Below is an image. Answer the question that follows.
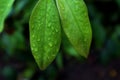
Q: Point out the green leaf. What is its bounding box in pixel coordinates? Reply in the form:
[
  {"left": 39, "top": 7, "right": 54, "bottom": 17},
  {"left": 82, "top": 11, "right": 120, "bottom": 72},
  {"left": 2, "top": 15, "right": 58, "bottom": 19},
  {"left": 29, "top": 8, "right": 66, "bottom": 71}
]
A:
[
  {"left": 0, "top": 0, "right": 14, "bottom": 32},
  {"left": 56, "top": 0, "right": 92, "bottom": 58},
  {"left": 29, "top": 0, "right": 61, "bottom": 70},
  {"left": 62, "top": 31, "right": 83, "bottom": 59},
  {"left": 56, "top": 52, "right": 63, "bottom": 69}
]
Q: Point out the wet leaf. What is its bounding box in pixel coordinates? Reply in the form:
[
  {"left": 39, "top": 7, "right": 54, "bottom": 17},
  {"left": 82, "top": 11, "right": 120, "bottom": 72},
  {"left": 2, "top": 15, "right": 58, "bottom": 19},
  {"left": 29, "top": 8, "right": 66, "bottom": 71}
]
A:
[
  {"left": 0, "top": 0, "right": 14, "bottom": 32},
  {"left": 29, "top": 0, "right": 61, "bottom": 70},
  {"left": 56, "top": 0, "right": 92, "bottom": 58}
]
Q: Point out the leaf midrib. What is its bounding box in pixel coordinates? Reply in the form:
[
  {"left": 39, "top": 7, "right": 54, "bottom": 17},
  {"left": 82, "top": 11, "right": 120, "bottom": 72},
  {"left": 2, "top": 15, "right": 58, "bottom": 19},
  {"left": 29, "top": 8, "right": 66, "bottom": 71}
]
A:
[
  {"left": 42, "top": 0, "right": 48, "bottom": 68},
  {"left": 64, "top": 0, "right": 84, "bottom": 47}
]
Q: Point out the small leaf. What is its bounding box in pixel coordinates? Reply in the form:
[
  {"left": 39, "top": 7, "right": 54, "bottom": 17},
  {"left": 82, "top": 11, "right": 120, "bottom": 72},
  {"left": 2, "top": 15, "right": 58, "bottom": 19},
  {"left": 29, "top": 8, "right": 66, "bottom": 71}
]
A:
[
  {"left": 29, "top": 0, "right": 61, "bottom": 70},
  {"left": 0, "top": 0, "right": 14, "bottom": 32},
  {"left": 56, "top": 0, "right": 92, "bottom": 58}
]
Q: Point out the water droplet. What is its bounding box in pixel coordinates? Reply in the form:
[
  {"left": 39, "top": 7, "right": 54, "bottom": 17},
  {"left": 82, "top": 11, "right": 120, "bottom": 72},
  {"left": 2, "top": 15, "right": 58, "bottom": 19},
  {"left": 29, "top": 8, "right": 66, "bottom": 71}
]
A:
[
  {"left": 48, "top": 38, "right": 50, "bottom": 40},
  {"left": 84, "top": 38, "right": 87, "bottom": 42},
  {"left": 52, "top": 55, "right": 55, "bottom": 57},
  {"left": 55, "top": 29, "right": 58, "bottom": 32},
  {"left": 32, "top": 44, "right": 35, "bottom": 47},
  {"left": 52, "top": 31, "right": 55, "bottom": 35},
  {"left": 31, "top": 47, "right": 34, "bottom": 51},
  {"left": 75, "top": 0, "right": 79, "bottom": 4},
  {"left": 60, "top": 3, "right": 65, "bottom": 11},
  {"left": 32, "top": 35, "right": 35, "bottom": 38},
  {"left": 48, "top": 23, "right": 51, "bottom": 27},
  {"left": 34, "top": 48, "right": 38, "bottom": 52},
  {"left": 44, "top": 46, "right": 48, "bottom": 51},
  {"left": 75, "top": 5, "right": 79, "bottom": 12},
  {"left": 37, "top": 38, "right": 40, "bottom": 42},
  {"left": 38, "top": 24, "right": 41, "bottom": 27},
  {"left": 49, "top": 42, "right": 53, "bottom": 47},
  {"left": 51, "top": 26, "right": 54, "bottom": 30}
]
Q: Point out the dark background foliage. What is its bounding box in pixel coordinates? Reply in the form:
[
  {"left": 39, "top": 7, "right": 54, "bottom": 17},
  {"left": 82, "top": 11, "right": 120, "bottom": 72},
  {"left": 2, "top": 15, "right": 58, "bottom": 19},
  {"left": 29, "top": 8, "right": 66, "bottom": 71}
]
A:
[{"left": 0, "top": 0, "right": 120, "bottom": 80}]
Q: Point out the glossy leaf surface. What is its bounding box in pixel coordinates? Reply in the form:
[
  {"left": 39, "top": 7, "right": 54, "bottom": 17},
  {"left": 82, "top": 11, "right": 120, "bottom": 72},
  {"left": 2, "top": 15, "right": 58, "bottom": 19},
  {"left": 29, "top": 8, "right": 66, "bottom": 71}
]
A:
[
  {"left": 56, "top": 0, "right": 92, "bottom": 58},
  {"left": 29, "top": 0, "right": 61, "bottom": 70},
  {"left": 0, "top": 0, "right": 14, "bottom": 32}
]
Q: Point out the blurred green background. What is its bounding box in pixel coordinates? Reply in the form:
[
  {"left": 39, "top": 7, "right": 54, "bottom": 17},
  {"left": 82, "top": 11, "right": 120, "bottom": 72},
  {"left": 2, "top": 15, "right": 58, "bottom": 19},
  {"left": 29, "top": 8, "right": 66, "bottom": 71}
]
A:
[{"left": 0, "top": 0, "right": 120, "bottom": 80}]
